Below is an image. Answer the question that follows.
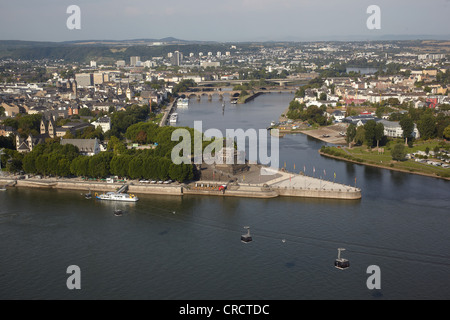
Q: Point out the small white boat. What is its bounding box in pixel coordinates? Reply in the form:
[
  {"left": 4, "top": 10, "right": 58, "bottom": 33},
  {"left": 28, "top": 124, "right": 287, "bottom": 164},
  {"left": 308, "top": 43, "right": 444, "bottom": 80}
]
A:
[
  {"left": 169, "top": 113, "right": 178, "bottom": 123},
  {"left": 95, "top": 192, "right": 139, "bottom": 202},
  {"left": 177, "top": 98, "right": 189, "bottom": 108}
]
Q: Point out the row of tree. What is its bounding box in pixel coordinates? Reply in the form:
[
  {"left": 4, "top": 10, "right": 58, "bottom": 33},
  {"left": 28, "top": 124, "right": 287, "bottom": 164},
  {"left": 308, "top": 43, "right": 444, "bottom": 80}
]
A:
[
  {"left": 346, "top": 121, "right": 385, "bottom": 148},
  {"left": 19, "top": 140, "right": 195, "bottom": 182},
  {"left": 287, "top": 101, "right": 330, "bottom": 126}
]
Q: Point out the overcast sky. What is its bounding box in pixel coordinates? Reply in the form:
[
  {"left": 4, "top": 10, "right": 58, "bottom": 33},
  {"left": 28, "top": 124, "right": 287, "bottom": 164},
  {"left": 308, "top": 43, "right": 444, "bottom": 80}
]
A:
[{"left": 1, "top": 0, "right": 450, "bottom": 42}]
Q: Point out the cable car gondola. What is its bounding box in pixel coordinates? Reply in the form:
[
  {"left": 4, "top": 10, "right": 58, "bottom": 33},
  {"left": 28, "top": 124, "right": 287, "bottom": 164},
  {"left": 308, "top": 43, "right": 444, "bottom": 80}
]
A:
[
  {"left": 334, "top": 248, "right": 350, "bottom": 270},
  {"left": 241, "top": 226, "right": 253, "bottom": 243}
]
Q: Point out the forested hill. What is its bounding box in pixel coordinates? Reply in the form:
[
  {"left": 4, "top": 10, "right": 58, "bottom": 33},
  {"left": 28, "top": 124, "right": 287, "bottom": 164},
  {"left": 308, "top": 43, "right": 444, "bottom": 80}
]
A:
[{"left": 0, "top": 39, "right": 229, "bottom": 64}]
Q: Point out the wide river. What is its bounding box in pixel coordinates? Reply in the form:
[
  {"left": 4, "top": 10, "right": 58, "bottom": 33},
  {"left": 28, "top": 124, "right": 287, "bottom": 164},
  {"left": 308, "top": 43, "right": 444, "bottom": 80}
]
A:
[{"left": 1, "top": 93, "right": 449, "bottom": 300}]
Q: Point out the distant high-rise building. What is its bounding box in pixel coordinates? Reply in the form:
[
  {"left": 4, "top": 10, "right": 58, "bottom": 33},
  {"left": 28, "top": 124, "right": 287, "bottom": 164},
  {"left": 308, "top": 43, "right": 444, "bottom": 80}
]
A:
[
  {"left": 189, "top": 53, "right": 194, "bottom": 57},
  {"left": 171, "top": 51, "right": 183, "bottom": 66},
  {"left": 207, "top": 52, "right": 213, "bottom": 56},
  {"left": 75, "top": 73, "right": 93, "bottom": 87},
  {"left": 217, "top": 51, "right": 222, "bottom": 57},
  {"left": 144, "top": 60, "right": 156, "bottom": 68},
  {"left": 225, "top": 52, "right": 231, "bottom": 56},
  {"left": 167, "top": 52, "right": 173, "bottom": 58},
  {"left": 116, "top": 60, "right": 126, "bottom": 68},
  {"left": 199, "top": 52, "right": 204, "bottom": 57},
  {"left": 90, "top": 61, "right": 97, "bottom": 68},
  {"left": 130, "top": 56, "right": 141, "bottom": 66},
  {"left": 93, "top": 73, "right": 104, "bottom": 85},
  {"left": 201, "top": 61, "right": 220, "bottom": 68}
]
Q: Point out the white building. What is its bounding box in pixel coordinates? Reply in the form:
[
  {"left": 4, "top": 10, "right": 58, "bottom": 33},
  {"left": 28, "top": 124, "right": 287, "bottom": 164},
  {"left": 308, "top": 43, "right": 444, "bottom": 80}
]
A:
[
  {"left": 91, "top": 116, "right": 111, "bottom": 133},
  {"left": 144, "top": 60, "right": 156, "bottom": 68},
  {"left": 116, "top": 60, "right": 126, "bottom": 67},
  {"left": 331, "top": 110, "right": 346, "bottom": 122},
  {"left": 201, "top": 61, "right": 220, "bottom": 68},
  {"left": 378, "top": 120, "right": 420, "bottom": 139},
  {"left": 61, "top": 138, "right": 101, "bottom": 156},
  {"left": 130, "top": 56, "right": 141, "bottom": 66}
]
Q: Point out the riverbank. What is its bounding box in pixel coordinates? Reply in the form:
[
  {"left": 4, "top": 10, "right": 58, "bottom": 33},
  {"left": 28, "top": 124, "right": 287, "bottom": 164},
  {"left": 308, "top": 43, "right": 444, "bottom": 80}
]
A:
[
  {"left": 271, "top": 123, "right": 348, "bottom": 144},
  {"left": 319, "top": 150, "right": 450, "bottom": 181},
  {"left": 0, "top": 166, "right": 362, "bottom": 200}
]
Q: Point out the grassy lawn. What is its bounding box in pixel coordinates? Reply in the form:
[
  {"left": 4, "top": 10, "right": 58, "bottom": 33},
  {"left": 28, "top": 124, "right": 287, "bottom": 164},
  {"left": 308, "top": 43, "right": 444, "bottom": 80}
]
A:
[{"left": 321, "top": 143, "right": 450, "bottom": 178}]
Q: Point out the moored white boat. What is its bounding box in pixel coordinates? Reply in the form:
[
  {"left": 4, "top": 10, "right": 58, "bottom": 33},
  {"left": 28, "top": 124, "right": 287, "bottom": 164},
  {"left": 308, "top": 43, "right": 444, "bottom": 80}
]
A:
[
  {"left": 177, "top": 98, "right": 189, "bottom": 108},
  {"left": 95, "top": 192, "right": 139, "bottom": 202},
  {"left": 169, "top": 113, "right": 178, "bottom": 123}
]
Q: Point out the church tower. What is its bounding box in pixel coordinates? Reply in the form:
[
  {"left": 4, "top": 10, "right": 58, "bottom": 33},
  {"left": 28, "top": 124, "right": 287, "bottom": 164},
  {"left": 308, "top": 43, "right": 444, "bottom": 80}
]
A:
[
  {"left": 126, "top": 83, "right": 133, "bottom": 100},
  {"left": 72, "top": 80, "right": 77, "bottom": 97},
  {"left": 40, "top": 118, "right": 47, "bottom": 135},
  {"left": 47, "top": 117, "right": 56, "bottom": 138}
]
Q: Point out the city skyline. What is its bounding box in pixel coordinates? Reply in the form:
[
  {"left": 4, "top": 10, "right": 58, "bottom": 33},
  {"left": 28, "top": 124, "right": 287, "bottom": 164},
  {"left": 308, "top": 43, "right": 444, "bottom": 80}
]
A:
[{"left": 1, "top": 0, "right": 450, "bottom": 42}]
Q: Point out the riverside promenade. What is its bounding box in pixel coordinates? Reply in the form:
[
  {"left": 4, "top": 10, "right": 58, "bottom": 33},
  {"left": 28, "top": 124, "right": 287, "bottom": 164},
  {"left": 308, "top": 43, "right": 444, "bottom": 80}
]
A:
[
  {"left": 0, "top": 167, "right": 361, "bottom": 200},
  {"left": 159, "top": 100, "right": 176, "bottom": 127}
]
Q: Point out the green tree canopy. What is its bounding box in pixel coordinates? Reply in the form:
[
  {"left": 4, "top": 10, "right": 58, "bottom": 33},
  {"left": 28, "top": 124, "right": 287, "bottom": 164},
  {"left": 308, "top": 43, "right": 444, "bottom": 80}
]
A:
[
  {"left": 173, "top": 79, "right": 197, "bottom": 94},
  {"left": 374, "top": 122, "right": 385, "bottom": 148},
  {"left": 346, "top": 124, "right": 357, "bottom": 145},
  {"left": 417, "top": 114, "right": 437, "bottom": 140},
  {"left": 444, "top": 125, "right": 450, "bottom": 139},
  {"left": 364, "top": 120, "right": 377, "bottom": 147},
  {"left": 391, "top": 143, "right": 407, "bottom": 161},
  {"left": 399, "top": 116, "right": 414, "bottom": 140},
  {"left": 355, "top": 126, "right": 365, "bottom": 145}
]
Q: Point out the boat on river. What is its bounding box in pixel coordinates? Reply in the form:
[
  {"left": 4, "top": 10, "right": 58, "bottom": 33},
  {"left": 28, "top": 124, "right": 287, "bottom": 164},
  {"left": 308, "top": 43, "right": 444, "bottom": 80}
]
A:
[
  {"left": 95, "top": 192, "right": 139, "bottom": 202},
  {"left": 177, "top": 98, "right": 189, "bottom": 108}
]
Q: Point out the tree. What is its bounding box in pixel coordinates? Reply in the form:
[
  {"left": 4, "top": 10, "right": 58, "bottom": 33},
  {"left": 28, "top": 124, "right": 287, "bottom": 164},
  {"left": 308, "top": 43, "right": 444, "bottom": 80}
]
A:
[
  {"left": 136, "top": 130, "right": 148, "bottom": 144},
  {"left": 399, "top": 116, "right": 414, "bottom": 142},
  {"left": 391, "top": 144, "right": 407, "bottom": 161},
  {"left": 110, "top": 155, "right": 131, "bottom": 178},
  {"left": 436, "top": 113, "right": 450, "bottom": 139},
  {"left": 173, "top": 79, "right": 197, "bottom": 94},
  {"left": 79, "top": 108, "right": 93, "bottom": 117},
  {"left": 0, "top": 106, "right": 5, "bottom": 117},
  {"left": 88, "top": 153, "right": 113, "bottom": 178},
  {"left": 444, "top": 125, "right": 450, "bottom": 139},
  {"left": 319, "top": 93, "right": 327, "bottom": 101},
  {"left": 364, "top": 120, "right": 377, "bottom": 147},
  {"left": 355, "top": 126, "right": 366, "bottom": 145},
  {"left": 295, "top": 87, "right": 306, "bottom": 98},
  {"left": 346, "top": 124, "right": 357, "bottom": 146},
  {"left": 70, "top": 156, "right": 90, "bottom": 177},
  {"left": 128, "top": 157, "right": 144, "bottom": 179},
  {"left": 0, "top": 136, "right": 15, "bottom": 150},
  {"left": 374, "top": 122, "right": 385, "bottom": 148},
  {"left": 417, "top": 114, "right": 437, "bottom": 140}
]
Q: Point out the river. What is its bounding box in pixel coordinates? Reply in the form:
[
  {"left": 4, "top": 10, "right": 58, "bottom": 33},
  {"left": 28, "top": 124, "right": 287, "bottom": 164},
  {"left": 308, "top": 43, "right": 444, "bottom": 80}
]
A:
[{"left": 0, "top": 93, "right": 449, "bottom": 300}]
